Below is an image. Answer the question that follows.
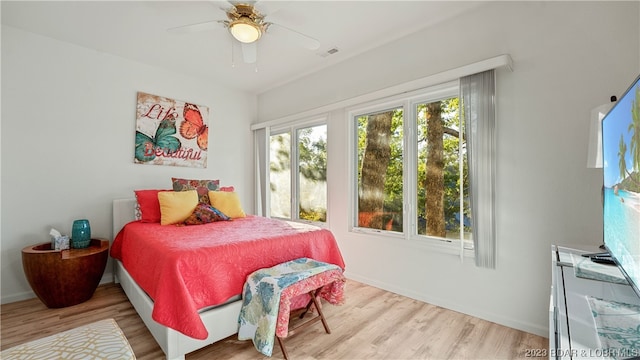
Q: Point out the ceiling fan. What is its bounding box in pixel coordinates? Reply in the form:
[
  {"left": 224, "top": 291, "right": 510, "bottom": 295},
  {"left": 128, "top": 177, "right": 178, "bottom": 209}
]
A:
[{"left": 168, "top": 1, "right": 321, "bottom": 64}]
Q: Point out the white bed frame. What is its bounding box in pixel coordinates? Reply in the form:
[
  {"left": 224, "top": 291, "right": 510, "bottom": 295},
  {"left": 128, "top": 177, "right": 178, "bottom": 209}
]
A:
[{"left": 112, "top": 199, "right": 243, "bottom": 360}]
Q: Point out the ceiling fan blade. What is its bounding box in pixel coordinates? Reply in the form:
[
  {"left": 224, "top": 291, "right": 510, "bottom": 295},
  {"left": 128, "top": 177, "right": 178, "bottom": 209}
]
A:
[
  {"left": 241, "top": 42, "right": 257, "bottom": 64},
  {"left": 267, "top": 22, "right": 320, "bottom": 50},
  {"left": 167, "top": 20, "right": 221, "bottom": 34},
  {"left": 253, "top": 1, "right": 283, "bottom": 17},
  {"left": 228, "top": 0, "right": 257, "bottom": 5}
]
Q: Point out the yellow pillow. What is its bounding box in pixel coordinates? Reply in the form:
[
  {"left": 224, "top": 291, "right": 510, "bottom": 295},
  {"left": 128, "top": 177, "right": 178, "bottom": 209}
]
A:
[
  {"left": 158, "top": 190, "right": 198, "bottom": 225},
  {"left": 208, "top": 191, "right": 246, "bottom": 218}
]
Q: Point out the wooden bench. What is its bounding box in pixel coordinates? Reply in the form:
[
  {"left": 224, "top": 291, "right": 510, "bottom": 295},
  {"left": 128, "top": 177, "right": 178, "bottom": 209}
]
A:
[{"left": 238, "top": 258, "right": 346, "bottom": 359}]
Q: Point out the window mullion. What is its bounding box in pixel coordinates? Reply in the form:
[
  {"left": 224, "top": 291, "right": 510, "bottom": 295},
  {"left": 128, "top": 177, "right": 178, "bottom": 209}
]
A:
[
  {"left": 459, "top": 101, "right": 465, "bottom": 260},
  {"left": 291, "top": 127, "right": 300, "bottom": 221},
  {"left": 263, "top": 127, "right": 271, "bottom": 217},
  {"left": 405, "top": 100, "right": 415, "bottom": 239}
]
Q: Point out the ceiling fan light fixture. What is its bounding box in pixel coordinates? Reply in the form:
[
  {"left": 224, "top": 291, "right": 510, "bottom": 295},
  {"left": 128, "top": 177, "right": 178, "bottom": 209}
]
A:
[{"left": 229, "top": 17, "right": 262, "bottom": 43}]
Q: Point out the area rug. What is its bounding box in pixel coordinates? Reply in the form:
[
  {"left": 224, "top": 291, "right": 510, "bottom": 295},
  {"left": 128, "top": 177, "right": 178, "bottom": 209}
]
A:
[
  {"left": 0, "top": 318, "right": 135, "bottom": 359},
  {"left": 587, "top": 296, "right": 640, "bottom": 360}
]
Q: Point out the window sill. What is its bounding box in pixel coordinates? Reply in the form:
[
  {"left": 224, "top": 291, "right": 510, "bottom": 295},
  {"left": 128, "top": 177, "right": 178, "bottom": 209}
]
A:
[
  {"left": 275, "top": 217, "right": 329, "bottom": 229},
  {"left": 350, "top": 227, "right": 475, "bottom": 259},
  {"left": 406, "top": 236, "right": 476, "bottom": 259}
]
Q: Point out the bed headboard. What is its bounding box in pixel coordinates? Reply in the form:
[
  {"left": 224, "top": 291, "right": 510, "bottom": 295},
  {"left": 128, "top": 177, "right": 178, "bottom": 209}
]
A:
[{"left": 113, "top": 198, "right": 137, "bottom": 237}]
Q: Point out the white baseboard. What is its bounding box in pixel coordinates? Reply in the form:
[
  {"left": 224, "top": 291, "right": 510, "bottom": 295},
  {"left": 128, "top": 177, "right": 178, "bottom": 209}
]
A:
[
  {"left": 344, "top": 271, "right": 548, "bottom": 338},
  {"left": 1, "top": 271, "right": 114, "bottom": 305}
]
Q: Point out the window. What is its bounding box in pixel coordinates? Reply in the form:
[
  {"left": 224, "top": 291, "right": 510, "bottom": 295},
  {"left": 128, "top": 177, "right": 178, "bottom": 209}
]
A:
[
  {"left": 415, "top": 97, "right": 471, "bottom": 241},
  {"left": 269, "top": 122, "right": 327, "bottom": 222},
  {"left": 353, "top": 83, "right": 473, "bottom": 246},
  {"left": 356, "top": 107, "right": 404, "bottom": 232},
  {"left": 269, "top": 132, "right": 291, "bottom": 218}
]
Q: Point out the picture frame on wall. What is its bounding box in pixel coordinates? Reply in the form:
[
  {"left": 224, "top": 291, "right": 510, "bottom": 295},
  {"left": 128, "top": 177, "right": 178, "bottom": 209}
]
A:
[{"left": 134, "top": 91, "right": 209, "bottom": 168}]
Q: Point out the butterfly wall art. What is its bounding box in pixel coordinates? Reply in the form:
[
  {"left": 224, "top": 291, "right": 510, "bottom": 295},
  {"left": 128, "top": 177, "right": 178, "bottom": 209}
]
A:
[{"left": 134, "top": 92, "right": 209, "bottom": 168}]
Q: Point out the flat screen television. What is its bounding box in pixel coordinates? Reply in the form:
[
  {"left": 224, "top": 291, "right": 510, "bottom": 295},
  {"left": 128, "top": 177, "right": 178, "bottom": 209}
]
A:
[{"left": 601, "top": 73, "right": 640, "bottom": 298}]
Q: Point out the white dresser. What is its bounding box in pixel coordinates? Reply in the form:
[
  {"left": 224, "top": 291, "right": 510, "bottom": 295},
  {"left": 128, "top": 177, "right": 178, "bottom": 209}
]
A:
[{"left": 550, "top": 245, "right": 640, "bottom": 360}]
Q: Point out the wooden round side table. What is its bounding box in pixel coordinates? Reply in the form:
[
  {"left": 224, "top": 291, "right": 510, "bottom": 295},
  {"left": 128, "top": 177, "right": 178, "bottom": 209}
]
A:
[{"left": 22, "top": 238, "right": 109, "bottom": 308}]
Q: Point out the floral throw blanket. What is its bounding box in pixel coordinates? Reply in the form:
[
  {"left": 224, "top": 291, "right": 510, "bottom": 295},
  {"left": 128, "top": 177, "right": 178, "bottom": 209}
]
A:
[
  {"left": 587, "top": 296, "right": 640, "bottom": 359},
  {"left": 237, "top": 258, "right": 344, "bottom": 356}
]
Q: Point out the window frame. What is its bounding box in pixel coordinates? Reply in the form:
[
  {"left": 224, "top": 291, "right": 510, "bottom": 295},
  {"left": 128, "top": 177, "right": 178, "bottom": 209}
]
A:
[
  {"left": 349, "top": 98, "right": 406, "bottom": 239},
  {"left": 268, "top": 116, "right": 329, "bottom": 226},
  {"left": 349, "top": 80, "right": 472, "bottom": 252}
]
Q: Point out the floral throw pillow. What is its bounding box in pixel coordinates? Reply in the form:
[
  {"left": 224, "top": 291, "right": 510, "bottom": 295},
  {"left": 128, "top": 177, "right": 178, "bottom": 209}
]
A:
[
  {"left": 183, "top": 203, "right": 230, "bottom": 225},
  {"left": 171, "top": 178, "right": 220, "bottom": 204}
]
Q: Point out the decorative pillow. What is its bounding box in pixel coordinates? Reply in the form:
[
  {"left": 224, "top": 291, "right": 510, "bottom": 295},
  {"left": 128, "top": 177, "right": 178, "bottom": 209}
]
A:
[
  {"left": 134, "top": 203, "right": 142, "bottom": 221},
  {"left": 134, "top": 189, "right": 171, "bottom": 223},
  {"left": 172, "top": 178, "right": 220, "bottom": 204},
  {"left": 183, "top": 203, "right": 231, "bottom": 225},
  {"left": 158, "top": 190, "right": 199, "bottom": 225},
  {"left": 209, "top": 191, "right": 246, "bottom": 219}
]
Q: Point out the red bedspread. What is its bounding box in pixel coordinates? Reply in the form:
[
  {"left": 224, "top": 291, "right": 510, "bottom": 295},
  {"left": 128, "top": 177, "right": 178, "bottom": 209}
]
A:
[{"left": 110, "top": 215, "right": 345, "bottom": 340}]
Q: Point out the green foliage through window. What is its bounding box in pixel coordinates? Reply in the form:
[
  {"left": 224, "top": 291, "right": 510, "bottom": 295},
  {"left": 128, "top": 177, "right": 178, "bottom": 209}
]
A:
[
  {"left": 270, "top": 124, "right": 327, "bottom": 222},
  {"left": 355, "top": 95, "right": 472, "bottom": 240}
]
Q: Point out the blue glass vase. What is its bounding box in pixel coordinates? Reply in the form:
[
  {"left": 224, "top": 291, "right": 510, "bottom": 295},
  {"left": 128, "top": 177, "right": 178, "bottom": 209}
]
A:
[{"left": 71, "top": 219, "right": 91, "bottom": 249}]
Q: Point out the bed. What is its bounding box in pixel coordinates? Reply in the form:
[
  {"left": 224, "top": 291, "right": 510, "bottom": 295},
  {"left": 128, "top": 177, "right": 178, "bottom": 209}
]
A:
[{"left": 111, "top": 198, "right": 345, "bottom": 360}]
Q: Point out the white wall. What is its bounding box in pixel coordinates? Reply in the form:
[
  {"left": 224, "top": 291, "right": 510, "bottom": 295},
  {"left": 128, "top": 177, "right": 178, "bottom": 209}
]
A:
[
  {"left": 1, "top": 25, "right": 256, "bottom": 303},
  {"left": 257, "top": 2, "right": 640, "bottom": 337}
]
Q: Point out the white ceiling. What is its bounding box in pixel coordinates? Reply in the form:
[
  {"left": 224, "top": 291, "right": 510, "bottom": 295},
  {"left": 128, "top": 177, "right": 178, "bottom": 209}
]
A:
[{"left": 1, "top": 1, "right": 485, "bottom": 94}]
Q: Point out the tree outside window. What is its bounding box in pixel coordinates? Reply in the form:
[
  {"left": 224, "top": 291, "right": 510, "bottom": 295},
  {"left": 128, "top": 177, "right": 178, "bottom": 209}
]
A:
[
  {"left": 416, "top": 98, "right": 472, "bottom": 240},
  {"left": 357, "top": 108, "right": 403, "bottom": 232},
  {"left": 269, "top": 132, "right": 291, "bottom": 219}
]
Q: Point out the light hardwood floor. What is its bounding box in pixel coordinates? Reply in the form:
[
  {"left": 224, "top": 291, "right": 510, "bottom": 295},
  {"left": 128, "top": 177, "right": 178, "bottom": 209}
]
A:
[{"left": 1, "top": 279, "right": 547, "bottom": 359}]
